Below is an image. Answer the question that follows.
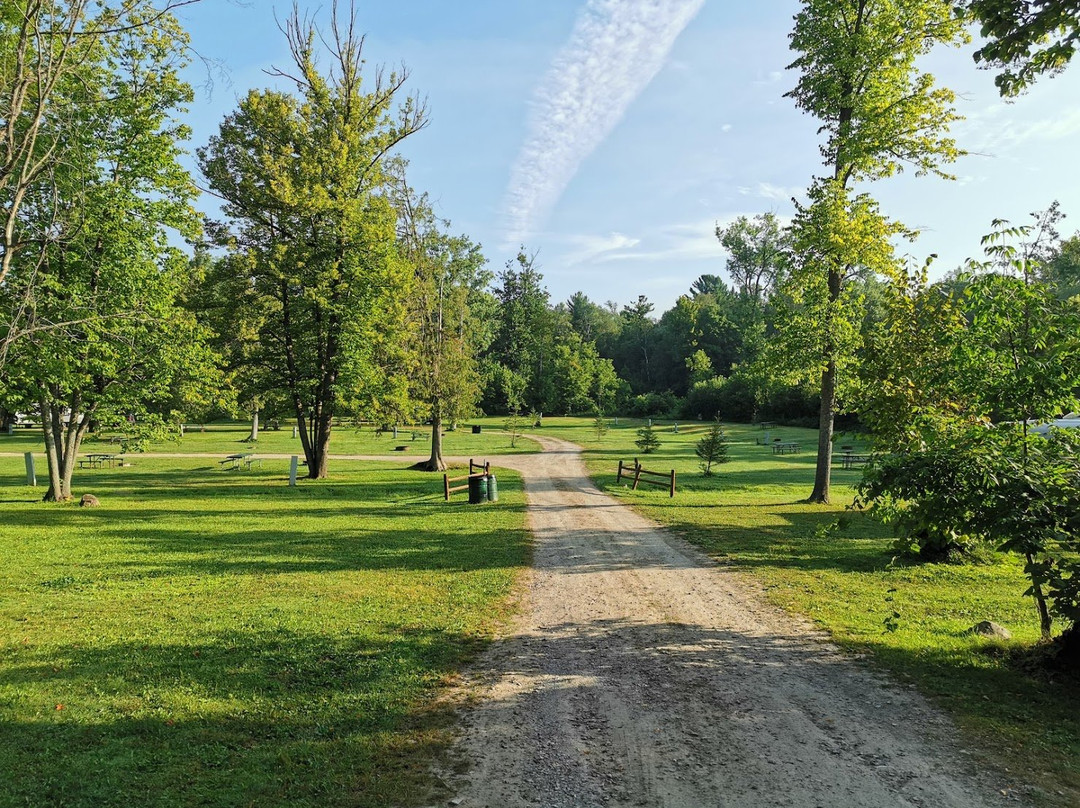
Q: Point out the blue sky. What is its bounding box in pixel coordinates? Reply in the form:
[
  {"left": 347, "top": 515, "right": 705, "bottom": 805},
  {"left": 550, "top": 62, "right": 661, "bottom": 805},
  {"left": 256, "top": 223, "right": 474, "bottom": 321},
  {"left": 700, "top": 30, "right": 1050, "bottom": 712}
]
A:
[{"left": 176, "top": 1, "right": 1080, "bottom": 313}]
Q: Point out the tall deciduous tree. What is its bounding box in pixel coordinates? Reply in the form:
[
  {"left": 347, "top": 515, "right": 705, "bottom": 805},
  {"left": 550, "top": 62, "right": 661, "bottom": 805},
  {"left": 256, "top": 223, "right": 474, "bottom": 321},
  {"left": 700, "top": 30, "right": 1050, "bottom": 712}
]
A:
[
  {"left": 0, "top": 0, "right": 203, "bottom": 297},
  {"left": 0, "top": 7, "right": 218, "bottom": 501},
  {"left": 198, "top": 3, "right": 426, "bottom": 478},
  {"left": 716, "top": 212, "right": 791, "bottom": 303},
  {"left": 395, "top": 182, "right": 488, "bottom": 471},
  {"left": 784, "top": 0, "right": 966, "bottom": 503}
]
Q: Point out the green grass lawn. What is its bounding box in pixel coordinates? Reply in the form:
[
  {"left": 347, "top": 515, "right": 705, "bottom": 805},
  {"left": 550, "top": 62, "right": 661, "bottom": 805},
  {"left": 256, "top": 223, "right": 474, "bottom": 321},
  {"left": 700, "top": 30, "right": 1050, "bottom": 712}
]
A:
[
  {"left": 516, "top": 415, "right": 1080, "bottom": 806},
  {"left": 0, "top": 419, "right": 539, "bottom": 458},
  {"left": 0, "top": 457, "right": 529, "bottom": 808}
]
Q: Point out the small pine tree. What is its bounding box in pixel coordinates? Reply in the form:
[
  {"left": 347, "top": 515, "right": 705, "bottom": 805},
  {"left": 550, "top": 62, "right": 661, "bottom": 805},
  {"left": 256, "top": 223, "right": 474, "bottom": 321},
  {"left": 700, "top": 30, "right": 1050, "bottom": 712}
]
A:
[
  {"left": 635, "top": 423, "right": 661, "bottom": 454},
  {"left": 696, "top": 418, "right": 729, "bottom": 475}
]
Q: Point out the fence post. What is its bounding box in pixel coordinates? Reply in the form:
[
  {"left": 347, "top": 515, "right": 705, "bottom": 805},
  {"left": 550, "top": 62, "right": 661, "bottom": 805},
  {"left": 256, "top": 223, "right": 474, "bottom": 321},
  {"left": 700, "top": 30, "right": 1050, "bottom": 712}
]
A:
[
  {"left": 617, "top": 459, "right": 624, "bottom": 483},
  {"left": 632, "top": 461, "right": 642, "bottom": 491},
  {"left": 443, "top": 473, "right": 451, "bottom": 501},
  {"left": 289, "top": 456, "right": 298, "bottom": 487},
  {"left": 670, "top": 469, "right": 676, "bottom": 498},
  {"left": 24, "top": 452, "right": 36, "bottom": 487}
]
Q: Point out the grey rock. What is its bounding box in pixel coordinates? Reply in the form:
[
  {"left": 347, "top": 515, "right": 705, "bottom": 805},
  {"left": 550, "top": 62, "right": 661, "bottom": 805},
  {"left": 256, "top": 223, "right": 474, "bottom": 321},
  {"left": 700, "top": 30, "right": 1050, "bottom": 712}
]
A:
[{"left": 968, "top": 620, "right": 1011, "bottom": 639}]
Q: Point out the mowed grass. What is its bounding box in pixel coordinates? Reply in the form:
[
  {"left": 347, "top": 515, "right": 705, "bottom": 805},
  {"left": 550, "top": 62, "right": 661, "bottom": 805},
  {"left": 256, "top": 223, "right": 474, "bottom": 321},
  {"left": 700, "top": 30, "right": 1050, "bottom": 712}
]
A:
[
  {"left": 510, "top": 416, "right": 1080, "bottom": 806},
  {"left": 0, "top": 456, "right": 529, "bottom": 808},
  {"left": 0, "top": 419, "right": 539, "bottom": 458}
]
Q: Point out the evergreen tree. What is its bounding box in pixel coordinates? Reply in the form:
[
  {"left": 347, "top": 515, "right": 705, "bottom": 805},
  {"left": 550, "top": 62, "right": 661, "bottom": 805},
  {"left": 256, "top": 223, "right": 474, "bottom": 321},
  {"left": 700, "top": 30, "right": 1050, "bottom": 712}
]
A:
[
  {"left": 695, "top": 419, "right": 730, "bottom": 476},
  {"left": 635, "top": 423, "right": 660, "bottom": 454}
]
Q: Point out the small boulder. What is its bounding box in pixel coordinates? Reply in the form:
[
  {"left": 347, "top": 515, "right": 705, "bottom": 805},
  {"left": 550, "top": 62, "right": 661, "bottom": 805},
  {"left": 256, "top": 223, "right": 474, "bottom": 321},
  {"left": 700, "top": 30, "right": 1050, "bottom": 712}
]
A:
[
  {"left": 79, "top": 494, "right": 100, "bottom": 508},
  {"left": 968, "top": 620, "right": 1011, "bottom": 640}
]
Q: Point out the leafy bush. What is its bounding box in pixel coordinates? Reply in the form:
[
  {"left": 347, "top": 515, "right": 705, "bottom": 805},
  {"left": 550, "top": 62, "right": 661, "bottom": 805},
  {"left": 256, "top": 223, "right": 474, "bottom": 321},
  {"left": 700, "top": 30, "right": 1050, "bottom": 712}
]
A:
[
  {"left": 858, "top": 423, "right": 1080, "bottom": 645},
  {"left": 626, "top": 391, "right": 680, "bottom": 418},
  {"left": 681, "top": 375, "right": 755, "bottom": 422}
]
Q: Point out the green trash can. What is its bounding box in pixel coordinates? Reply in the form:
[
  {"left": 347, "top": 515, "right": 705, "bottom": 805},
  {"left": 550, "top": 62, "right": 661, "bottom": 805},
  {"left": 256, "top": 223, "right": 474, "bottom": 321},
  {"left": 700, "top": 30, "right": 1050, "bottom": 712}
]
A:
[
  {"left": 486, "top": 473, "right": 498, "bottom": 502},
  {"left": 468, "top": 473, "right": 488, "bottom": 504}
]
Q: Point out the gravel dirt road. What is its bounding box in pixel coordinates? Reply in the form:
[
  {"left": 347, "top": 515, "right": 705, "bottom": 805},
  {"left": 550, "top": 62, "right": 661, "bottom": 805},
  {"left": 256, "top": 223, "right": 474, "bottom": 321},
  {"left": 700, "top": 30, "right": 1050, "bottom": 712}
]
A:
[{"left": 433, "top": 436, "right": 1017, "bottom": 808}]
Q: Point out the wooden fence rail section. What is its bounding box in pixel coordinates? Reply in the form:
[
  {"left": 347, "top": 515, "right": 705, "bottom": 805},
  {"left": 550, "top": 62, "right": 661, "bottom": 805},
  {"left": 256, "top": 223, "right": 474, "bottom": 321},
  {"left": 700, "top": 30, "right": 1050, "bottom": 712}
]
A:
[
  {"left": 617, "top": 457, "right": 676, "bottom": 497},
  {"left": 444, "top": 458, "right": 490, "bottom": 501}
]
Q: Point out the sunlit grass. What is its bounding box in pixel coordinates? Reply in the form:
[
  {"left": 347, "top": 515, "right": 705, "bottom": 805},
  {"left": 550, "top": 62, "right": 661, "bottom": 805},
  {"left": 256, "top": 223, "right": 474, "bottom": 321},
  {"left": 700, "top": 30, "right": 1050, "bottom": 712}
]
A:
[
  {"left": 0, "top": 419, "right": 539, "bottom": 458},
  {"left": 0, "top": 457, "right": 528, "bottom": 808}
]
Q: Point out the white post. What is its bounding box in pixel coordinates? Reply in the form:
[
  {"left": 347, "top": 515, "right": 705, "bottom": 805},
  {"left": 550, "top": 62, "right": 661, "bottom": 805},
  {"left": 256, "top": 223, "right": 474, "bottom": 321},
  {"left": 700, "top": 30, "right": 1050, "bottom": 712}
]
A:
[
  {"left": 673, "top": 423, "right": 679, "bottom": 433},
  {"left": 614, "top": 416, "right": 618, "bottom": 426},
  {"left": 179, "top": 423, "right": 185, "bottom": 437},
  {"left": 292, "top": 425, "right": 298, "bottom": 439},
  {"left": 289, "top": 455, "right": 298, "bottom": 487},
  {"left": 24, "top": 452, "right": 36, "bottom": 487}
]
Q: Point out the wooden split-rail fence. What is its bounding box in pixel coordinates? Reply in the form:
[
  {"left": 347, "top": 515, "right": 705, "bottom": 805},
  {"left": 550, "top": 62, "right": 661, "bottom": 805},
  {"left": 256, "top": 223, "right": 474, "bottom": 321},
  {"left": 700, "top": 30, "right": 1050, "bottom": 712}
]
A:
[
  {"left": 617, "top": 458, "right": 676, "bottom": 497},
  {"left": 443, "top": 458, "right": 490, "bottom": 501}
]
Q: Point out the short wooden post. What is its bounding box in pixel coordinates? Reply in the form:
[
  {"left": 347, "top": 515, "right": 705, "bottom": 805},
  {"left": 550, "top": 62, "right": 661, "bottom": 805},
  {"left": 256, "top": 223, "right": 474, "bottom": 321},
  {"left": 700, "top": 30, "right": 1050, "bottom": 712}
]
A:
[
  {"left": 289, "top": 455, "right": 298, "bottom": 487},
  {"left": 673, "top": 424, "right": 678, "bottom": 433},
  {"left": 393, "top": 426, "right": 398, "bottom": 439},
  {"left": 443, "top": 473, "right": 451, "bottom": 501},
  {"left": 292, "top": 425, "right": 298, "bottom": 439},
  {"left": 24, "top": 452, "right": 36, "bottom": 487},
  {"left": 632, "top": 458, "right": 642, "bottom": 490},
  {"left": 670, "top": 469, "right": 676, "bottom": 497},
  {"left": 179, "top": 423, "right": 185, "bottom": 437}
]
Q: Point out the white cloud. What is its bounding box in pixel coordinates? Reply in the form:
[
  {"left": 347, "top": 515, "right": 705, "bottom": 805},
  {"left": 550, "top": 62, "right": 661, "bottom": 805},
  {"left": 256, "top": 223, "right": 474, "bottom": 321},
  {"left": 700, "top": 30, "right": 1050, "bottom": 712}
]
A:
[
  {"left": 961, "top": 105, "right": 1080, "bottom": 153},
  {"left": 563, "top": 232, "right": 641, "bottom": 265},
  {"left": 737, "top": 182, "right": 803, "bottom": 202},
  {"left": 721, "top": 123, "right": 733, "bottom": 133},
  {"left": 501, "top": 0, "right": 705, "bottom": 245},
  {"left": 558, "top": 219, "right": 722, "bottom": 266}
]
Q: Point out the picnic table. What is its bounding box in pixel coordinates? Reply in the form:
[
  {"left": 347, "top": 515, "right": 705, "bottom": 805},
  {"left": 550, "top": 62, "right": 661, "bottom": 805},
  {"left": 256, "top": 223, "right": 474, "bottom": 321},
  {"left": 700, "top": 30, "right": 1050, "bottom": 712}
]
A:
[
  {"left": 772, "top": 442, "right": 800, "bottom": 455},
  {"left": 79, "top": 453, "right": 117, "bottom": 469},
  {"left": 220, "top": 453, "right": 261, "bottom": 471},
  {"left": 840, "top": 452, "right": 871, "bottom": 469}
]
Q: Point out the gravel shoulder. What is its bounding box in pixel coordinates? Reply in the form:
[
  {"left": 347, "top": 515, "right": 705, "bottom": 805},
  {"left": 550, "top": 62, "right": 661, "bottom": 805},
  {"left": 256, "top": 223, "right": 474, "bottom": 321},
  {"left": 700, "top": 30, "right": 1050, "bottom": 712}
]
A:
[{"left": 434, "top": 435, "right": 1017, "bottom": 808}]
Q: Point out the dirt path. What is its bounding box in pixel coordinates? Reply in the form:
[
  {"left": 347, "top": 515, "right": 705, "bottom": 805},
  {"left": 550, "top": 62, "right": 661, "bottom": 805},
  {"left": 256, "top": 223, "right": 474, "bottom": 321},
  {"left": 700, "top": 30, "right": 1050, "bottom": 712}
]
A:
[{"left": 435, "top": 436, "right": 1016, "bottom": 808}]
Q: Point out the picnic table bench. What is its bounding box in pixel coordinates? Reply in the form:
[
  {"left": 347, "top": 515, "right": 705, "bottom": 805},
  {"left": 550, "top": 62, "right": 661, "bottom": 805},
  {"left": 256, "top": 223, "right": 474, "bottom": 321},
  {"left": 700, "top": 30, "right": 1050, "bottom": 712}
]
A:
[
  {"left": 220, "top": 453, "right": 261, "bottom": 470},
  {"left": 772, "top": 441, "right": 800, "bottom": 455}
]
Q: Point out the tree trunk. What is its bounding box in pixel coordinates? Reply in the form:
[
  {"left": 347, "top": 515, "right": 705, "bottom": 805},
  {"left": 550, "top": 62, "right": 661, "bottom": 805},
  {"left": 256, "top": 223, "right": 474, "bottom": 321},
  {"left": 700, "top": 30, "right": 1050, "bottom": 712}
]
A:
[
  {"left": 420, "top": 415, "right": 446, "bottom": 472},
  {"left": 245, "top": 409, "right": 259, "bottom": 442},
  {"left": 1027, "top": 552, "right": 1054, "bottom": 641},
  {"left": 809, "top": 358, "right": 836, "bottom": 504},
  {"left": 307, "top": 409, "right": 332, "bottom": 479},
  {"left": 39, "top": 396, "right": 89, "bottom": 502}
]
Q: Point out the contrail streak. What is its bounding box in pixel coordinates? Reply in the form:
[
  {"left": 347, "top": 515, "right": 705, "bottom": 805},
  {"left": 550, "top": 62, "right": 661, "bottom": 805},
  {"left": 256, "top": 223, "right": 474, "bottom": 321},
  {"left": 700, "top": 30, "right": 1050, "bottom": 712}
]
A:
[{"left": 503, "top": 0, "right": 705, "bottom": 245}]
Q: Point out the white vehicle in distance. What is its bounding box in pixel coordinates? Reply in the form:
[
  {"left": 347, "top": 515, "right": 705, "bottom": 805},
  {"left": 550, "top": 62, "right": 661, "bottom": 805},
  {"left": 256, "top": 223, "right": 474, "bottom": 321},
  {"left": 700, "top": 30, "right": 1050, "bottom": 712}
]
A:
[{"left": 1031, "top": 413, "right": 1080, "bottom": 435}]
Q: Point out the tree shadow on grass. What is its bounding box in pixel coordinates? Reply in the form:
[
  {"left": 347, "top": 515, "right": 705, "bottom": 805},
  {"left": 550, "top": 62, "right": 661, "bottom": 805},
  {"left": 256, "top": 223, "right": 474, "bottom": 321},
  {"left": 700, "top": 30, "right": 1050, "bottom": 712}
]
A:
[{"left": 0, "top": 627, "right": 475, "bottom": 808}]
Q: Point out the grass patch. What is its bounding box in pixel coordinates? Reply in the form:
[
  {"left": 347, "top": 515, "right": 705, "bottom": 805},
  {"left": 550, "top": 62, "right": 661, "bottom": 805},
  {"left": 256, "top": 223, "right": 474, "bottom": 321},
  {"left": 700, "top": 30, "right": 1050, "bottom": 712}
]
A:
[
  {"left": 522, "top": 416, "right": 1080, "bottom": 806},
  {"left": 0, "top": 419, "right": 539, "bottom": 458},
  {"left": 0, "top": 457, "right": 528, "bottom": 808}
]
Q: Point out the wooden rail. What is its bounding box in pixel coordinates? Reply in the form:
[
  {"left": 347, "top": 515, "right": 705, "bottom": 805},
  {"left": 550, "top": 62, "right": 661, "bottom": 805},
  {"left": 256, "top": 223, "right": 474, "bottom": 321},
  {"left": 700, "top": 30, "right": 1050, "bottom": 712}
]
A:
[
  {"left": 617, "top": 457, "right": 676, "bottom": 497},
  {"left": 443, "top": 458, "right": 490, "bottom": 501}
]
